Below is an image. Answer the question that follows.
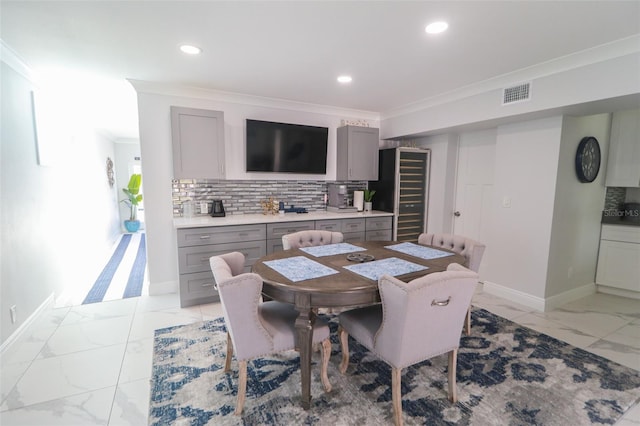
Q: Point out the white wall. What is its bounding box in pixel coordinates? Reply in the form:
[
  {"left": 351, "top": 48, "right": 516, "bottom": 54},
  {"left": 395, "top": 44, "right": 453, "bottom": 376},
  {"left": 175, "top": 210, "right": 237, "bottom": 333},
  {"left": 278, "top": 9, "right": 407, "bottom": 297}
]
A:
[
  {"left": 414, "top": 115, "right": 612, "bottom": 310},
  {"left": 413, "top": 134, "right": 459, "bottom": 234},
  {"left": 483, "top": 116, "right": 564, "bottom": 307},
  {"left": 1, "top": 52, "right": 121, "bottom": 345},
  {"left": 381, "top": 47, "right": 640, "bottom": 140},
  {"left": 546, "top": 114, "right": 611, "bottom": 300},
  {"left": 133, "top": 84, "right": 380, "bottom": 294}
]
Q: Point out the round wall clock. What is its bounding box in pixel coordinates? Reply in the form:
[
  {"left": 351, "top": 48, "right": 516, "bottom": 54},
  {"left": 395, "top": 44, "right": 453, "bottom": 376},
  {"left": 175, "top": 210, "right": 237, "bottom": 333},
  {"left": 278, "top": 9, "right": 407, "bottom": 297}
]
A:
[{"left": 575, "top": 136, "right": 601, "bottom": 183}]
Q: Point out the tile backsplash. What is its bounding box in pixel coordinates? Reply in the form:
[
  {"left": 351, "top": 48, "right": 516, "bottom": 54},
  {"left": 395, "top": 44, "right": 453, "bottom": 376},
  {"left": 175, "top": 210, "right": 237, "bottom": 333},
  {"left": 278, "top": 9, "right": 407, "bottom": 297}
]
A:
[
  {"left": 172, "top": 179, "right": 367, "bottom": 216},
  {"left": 604, "top": 187, "right": 626, "bottom": 210}
]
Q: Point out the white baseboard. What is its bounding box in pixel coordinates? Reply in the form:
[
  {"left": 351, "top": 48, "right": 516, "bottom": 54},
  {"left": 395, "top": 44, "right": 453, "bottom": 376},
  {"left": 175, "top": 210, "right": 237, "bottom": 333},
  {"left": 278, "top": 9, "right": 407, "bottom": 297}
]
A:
[
  {"left": 483, "top": 281, "right": 598, "bottom": 312},
  {"left": 597, "top": 285, "right": 640, "bottom": 300},
  {"left": 148, "top": 280, "right": 178, "bottom": 296},
  {"left": 0, "top": 293, "right": 55, "bottom": 355},
  {"left": 483, "top": 281, "right": 546, "bottom": 311},
  {"left": 545, "top": 283, "right": 597, "bottom": 311}
]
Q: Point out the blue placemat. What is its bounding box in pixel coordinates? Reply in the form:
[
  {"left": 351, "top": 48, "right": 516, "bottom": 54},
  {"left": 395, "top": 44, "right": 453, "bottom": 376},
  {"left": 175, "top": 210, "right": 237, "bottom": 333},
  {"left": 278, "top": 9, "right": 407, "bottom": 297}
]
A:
[
  {"left": 300, "top": 242, "right": 366, "bottom": 257},
  {"left": 263, "top": 256, "right": 339, "bottom": 282},
  {"left": 385, "top": 242, "right": 454, "bottom": 260},
  {"left": 343, "top": 257, "right": 428, "bottom": 281}
]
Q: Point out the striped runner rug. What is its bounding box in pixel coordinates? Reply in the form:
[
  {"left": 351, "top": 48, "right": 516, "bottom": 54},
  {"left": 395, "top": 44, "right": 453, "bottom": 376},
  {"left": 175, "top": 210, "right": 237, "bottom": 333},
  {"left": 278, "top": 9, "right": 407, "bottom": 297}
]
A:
[{"left": 82, "top": 232, "right": 147, "bottom": 304}]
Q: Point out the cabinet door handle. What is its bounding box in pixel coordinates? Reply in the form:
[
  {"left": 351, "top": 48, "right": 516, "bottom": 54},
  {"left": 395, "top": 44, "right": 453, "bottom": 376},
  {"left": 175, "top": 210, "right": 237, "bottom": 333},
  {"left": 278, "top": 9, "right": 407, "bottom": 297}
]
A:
[{"left": 199, "top": 235, "right": 211, "bottom": 239}]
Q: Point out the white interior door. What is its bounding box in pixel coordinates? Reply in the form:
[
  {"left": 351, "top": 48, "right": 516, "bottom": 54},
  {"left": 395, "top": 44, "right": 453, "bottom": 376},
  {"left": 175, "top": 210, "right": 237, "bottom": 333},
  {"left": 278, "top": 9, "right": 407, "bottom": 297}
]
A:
[{"left": 453, "top": 129, "right": 496, "bottom": 271}]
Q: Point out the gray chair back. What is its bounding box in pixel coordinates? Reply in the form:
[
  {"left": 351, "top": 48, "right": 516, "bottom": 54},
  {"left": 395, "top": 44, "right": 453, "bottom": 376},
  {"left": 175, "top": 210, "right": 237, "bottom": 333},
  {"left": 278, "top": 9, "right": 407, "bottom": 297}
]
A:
[
  {"left": 374, "top": 263, "right": 478, "bottom": 368},
  {"left": 282, "top": 230, "right": 344, "bottom": 250},
  {"left": 418, "top": 233, "right": 485, "bottom": 272},
  {"left": 210, "top": 253, "right": 273, "bottom": 360}
]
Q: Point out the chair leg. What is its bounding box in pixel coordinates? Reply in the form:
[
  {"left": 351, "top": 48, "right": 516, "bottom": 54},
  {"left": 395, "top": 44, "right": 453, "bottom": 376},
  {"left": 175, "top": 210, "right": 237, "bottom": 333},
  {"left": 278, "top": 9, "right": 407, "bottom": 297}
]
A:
[
  {"left": 235, "top": 360, "right": 247, "bottom": 415},
  {"left": 338, "top": 326, "right": 350, "bottom": 374},
  {"left": 391, "top": 367, "right": 403, "bottom": 426},
  {"left": 224, "top": 332, "right": 233, "bottom": 372},
  {"left": 447, "top": 349, "right": 458, "bottom": 403},
  {"left": 465, "top": 307, "right": 471, "bottom": 335},
  {"left": 320, "top": 338, "right": 332, "bottom": 392}
]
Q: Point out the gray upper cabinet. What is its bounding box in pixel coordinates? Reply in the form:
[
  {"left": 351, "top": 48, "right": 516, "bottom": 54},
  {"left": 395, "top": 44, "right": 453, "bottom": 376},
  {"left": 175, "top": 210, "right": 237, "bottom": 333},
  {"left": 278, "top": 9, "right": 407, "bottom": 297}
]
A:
[
  {"left": 336, "top": 126, "right": 379, "bottom": 181},
  {"left": 171, "top": 106, "right": 225, "bottom": 179},
  {"left": 606, "top": 108, "right": 640, "bottom": 187}
]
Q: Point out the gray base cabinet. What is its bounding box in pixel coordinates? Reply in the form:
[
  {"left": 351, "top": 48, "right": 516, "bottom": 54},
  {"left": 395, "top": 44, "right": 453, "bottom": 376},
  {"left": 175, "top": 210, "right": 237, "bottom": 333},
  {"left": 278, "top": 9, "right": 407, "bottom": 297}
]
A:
[
  {"left": 176, "top": 215, "right": 393, "bottom": 306},
  {"left": 316, "top": 217, "right": 365, "bottom": 242},
  {"left": 266, "top": 221, "right": 315, "bottom": 254},
  {"left": 177, "top": 224, "right": 266, "bottom": 307},
  {"left": 365, "top": 216, "right": 393, "bottom": 241},
  {"left": 315, "top": 217, "right": 392, "bottom": 241}
]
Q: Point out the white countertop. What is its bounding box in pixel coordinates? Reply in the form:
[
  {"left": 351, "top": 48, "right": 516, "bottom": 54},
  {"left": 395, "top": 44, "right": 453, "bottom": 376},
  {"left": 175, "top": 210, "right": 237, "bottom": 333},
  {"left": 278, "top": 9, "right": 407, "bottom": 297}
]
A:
[{"left": 173, "top": 210, "right": 393, "bottom": 228}]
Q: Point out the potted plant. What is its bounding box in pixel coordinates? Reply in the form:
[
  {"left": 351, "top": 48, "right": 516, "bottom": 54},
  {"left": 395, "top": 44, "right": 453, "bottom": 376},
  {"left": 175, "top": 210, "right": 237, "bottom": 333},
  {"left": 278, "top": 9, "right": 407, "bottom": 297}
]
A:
[
  {"left": 121, "top": 174, "right": 143, "bottom": 232},
  {"left": 363, "top": 189, "right": 376, "bottom": 212}
]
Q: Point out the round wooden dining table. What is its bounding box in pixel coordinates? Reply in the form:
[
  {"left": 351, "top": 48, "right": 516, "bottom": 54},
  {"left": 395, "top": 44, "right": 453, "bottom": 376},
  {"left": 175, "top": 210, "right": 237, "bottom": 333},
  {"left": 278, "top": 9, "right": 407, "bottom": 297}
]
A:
[{"left": 251, "top": 240, "right": 466, "bottom": 410}]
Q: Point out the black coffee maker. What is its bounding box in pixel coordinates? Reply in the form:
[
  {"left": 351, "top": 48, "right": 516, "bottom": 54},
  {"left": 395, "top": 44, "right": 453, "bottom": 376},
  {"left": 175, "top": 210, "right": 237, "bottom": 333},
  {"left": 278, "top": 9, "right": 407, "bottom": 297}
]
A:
[{"left": 211, "top": 200, "right": 225, "bottom": 217}]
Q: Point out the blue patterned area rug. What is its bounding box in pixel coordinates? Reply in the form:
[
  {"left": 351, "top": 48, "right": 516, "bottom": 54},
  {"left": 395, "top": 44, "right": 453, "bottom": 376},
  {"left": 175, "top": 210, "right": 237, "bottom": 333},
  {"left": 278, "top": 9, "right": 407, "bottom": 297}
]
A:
[{"left": 149, "top": 309, "right": 640, "bottom": 425}]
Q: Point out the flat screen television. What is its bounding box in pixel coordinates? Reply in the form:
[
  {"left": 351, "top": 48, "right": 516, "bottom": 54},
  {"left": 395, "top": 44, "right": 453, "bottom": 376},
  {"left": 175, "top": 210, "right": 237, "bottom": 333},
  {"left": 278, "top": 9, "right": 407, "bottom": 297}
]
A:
[{"left": 246, "top": 119, "right": 328, "bottom": 174}]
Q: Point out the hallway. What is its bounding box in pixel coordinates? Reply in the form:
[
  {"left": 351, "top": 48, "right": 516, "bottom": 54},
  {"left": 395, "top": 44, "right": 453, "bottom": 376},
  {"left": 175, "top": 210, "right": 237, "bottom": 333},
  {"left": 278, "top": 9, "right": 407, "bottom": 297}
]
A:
[{"left": 55, "top": 233, "right": 148, "bottom": 308}]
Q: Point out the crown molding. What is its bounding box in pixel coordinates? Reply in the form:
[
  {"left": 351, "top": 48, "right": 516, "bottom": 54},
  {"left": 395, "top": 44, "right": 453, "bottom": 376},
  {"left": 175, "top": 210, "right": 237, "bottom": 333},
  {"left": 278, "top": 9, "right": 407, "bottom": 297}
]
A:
[
  {"left": 128, "top": 79, "right": 380, "bottom": 121},
  {"left": 382, "top": 34, "right": 640, "bottom": 120}
]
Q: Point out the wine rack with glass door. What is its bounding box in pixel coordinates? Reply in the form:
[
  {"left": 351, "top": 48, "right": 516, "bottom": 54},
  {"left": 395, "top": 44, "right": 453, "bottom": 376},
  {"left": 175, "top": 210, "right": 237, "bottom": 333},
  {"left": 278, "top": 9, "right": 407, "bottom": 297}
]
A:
[
  {"left": 370, "top": 147, "right": 431, "bottom": 242},
  {"left": 396, "top": 149, "right": 430, "bottom": 241}
]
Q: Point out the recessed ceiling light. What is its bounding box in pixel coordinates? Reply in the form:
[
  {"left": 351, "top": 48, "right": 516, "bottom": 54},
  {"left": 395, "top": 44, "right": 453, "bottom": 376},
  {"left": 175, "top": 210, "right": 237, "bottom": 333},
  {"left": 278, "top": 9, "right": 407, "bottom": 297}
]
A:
[
  {"left": 425, "top": 21, "right": 448, "bottom": 34},
  {"left": 337, "top": 75, "right": 352, "bottom": 84},
  {"left": 180, "top": 45, "right": 202, "bottom": 55}
]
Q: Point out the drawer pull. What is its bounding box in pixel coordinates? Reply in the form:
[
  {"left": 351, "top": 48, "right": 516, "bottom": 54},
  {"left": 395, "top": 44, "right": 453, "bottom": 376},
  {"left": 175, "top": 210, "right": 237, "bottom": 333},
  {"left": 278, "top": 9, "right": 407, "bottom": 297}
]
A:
[
  {"left": 239, "top": 233, "right": 248, "bottom": 237},
  {"left": 201, "top": 283, "right": 214, "bottom": 288},
  {"left": 199, "top": 235, "right": 211, "bottom": 239},
  {"left": 200, "top": 257, "right": 210, "bottom": 262}
]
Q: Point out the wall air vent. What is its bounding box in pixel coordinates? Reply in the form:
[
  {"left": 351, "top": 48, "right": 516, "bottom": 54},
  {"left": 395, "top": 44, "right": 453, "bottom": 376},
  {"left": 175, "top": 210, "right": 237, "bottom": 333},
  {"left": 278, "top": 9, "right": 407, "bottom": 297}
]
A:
[{"left": 502, "top": 82, "right": 531, "bottom": 105}]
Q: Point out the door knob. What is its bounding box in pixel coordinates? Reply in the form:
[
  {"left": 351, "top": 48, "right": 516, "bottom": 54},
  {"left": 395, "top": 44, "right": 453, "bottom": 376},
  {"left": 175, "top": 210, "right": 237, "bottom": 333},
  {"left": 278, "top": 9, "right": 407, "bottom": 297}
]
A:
[{"left": 454, "top": 211, "right": 461, "bottom": 217}]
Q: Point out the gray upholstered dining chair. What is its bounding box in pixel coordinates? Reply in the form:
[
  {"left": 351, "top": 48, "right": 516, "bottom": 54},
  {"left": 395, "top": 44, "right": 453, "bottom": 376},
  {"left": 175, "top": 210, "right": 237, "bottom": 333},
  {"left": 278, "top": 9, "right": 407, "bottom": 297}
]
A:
[
  {"left": 209, "top": 251, "right": 332, "bottom": 415},
  {"left": 282, "top": 229, "right": 344, "bottom": 250},
  {"left": 418, "top": 233, "right": 486, "bottom": 335},
  {"left": 338, "top": 263, "right": 479, "bottom": 426}
]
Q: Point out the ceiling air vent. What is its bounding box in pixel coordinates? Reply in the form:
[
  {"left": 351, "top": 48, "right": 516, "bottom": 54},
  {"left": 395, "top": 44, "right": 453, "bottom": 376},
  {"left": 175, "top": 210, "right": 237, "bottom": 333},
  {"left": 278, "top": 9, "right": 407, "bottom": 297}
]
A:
[{"left": 502, "top": 82, "right": 531, "bottom": 105}]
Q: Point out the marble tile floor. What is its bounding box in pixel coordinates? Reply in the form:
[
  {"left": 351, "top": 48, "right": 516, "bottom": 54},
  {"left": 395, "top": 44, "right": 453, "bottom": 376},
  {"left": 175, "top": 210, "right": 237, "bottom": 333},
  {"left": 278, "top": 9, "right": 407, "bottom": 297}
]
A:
[{"left": 0, "top": 290, "right": 638, "bottom": 425}]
